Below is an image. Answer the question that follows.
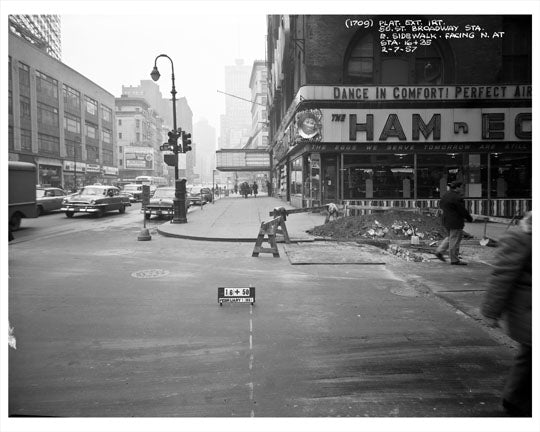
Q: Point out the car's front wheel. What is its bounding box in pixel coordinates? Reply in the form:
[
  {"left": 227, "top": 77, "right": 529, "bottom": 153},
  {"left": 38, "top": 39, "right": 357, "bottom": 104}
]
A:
[
  {"left": 37, "top": 206, "right": 44, "bottom": 216},
  {"left": 65, "top": 211, "right": 74, "bottom": 218},
  {"left": 119, "top": 205, "right": 126, "bottom": 214}
]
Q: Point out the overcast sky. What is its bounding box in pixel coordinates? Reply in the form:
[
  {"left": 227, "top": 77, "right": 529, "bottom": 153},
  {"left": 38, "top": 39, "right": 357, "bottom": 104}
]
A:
[{"left": 60, "top": 12, "right": 267, "bottom": 129}]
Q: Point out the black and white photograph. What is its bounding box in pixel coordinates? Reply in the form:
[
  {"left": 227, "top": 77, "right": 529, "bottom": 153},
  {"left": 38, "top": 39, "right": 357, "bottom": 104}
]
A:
[{"left": 2, "top": 1, "right": 538, "bottom": 431}]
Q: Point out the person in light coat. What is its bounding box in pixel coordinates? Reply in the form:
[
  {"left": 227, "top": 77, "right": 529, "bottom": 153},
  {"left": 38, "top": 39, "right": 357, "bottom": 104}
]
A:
[{"left": 481, "top": 211, "right": 532, "bottom": 416}]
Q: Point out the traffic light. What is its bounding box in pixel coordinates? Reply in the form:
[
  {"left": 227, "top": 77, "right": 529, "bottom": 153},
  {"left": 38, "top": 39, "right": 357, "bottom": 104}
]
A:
[
  {"left": 182, "top": 131, "right": 192, "bottom": 153},
  {"left": 167, "top": 130, "right": 178, "bottom": 152}
]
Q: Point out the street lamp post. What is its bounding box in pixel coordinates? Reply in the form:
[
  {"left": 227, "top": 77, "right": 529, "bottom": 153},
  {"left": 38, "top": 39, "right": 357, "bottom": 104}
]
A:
[{"left": 151, "top": 54, "right": 187, "bottom": 223}]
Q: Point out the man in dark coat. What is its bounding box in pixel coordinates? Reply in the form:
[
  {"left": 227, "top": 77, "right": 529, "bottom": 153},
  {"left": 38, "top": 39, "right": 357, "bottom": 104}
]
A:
[
  {"left": 435, "top": 181, "right": 473, "bottom": 265},
  {"left": 481, "top": 211, "right": 532, "bottom": 416}
]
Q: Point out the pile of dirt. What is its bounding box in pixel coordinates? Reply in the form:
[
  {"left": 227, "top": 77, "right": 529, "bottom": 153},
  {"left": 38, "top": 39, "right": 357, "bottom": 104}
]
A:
[{"left": 307, "top": 210, "right": 447, "bottom": 241}]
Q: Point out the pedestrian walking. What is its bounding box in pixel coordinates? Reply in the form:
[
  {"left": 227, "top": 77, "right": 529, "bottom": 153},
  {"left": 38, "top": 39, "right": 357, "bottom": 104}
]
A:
[
  {"left": 435, "top": 181, "right": 473, "bottom": 265},
  {"left": 252, "top": 182, "right": 258, "bottom": 197},
  {"left": 240, "top": 182, "right": 249, "bottom": 199},
  {"left": 481, "top": 211, "right": 532, "bottom": 417}
]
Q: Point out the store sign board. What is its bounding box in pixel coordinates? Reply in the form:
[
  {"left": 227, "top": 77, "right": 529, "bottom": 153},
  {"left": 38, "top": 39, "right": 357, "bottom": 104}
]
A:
[
  {"left": 321, "top": 108, "right": 531, "bottom": 143},
  {"left": 298, "top": 85, "right": 532, "bottom": 101}
]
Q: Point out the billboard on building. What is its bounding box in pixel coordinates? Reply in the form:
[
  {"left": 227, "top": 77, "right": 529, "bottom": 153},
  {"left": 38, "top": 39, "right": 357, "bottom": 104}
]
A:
[{"left": 124, "top": 147, "right": 154, "bottom": 170}]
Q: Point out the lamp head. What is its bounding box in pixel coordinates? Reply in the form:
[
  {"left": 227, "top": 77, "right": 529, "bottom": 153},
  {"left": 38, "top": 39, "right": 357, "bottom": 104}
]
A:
[{"left": 150, "top": 66, "right": 160, "bottom": 81}]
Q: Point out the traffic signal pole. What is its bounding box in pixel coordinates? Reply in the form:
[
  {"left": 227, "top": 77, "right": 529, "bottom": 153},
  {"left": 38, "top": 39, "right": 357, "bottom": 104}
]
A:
[{"left": 151, "top": 54, "right": 188, "bottom": 223}]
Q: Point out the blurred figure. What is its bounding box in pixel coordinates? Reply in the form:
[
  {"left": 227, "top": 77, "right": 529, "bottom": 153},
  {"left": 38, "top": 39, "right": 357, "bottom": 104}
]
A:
[
  {"left": 481, "top": 211, "right": 532, "bottom": 417},
  {"left": 435, "top": 181, "right": 473, "bottom": 265},
  {"left": 252, "top": 182, "right": 258, "bottom": 197},
  {"left": 240, "top": 182, "right": 250, "bottom": 199}
]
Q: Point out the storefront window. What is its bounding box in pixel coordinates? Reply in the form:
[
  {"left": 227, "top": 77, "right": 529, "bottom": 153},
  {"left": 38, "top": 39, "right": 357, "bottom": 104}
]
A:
[
  {"left": 417, "top": 153, "right": 464, "bottom": 199},
  {"left": 290, "top": 156, "right": 303, "bottom": 195},
  {"left": 490, "top": 153, "right": 531, "bottom": 199},
  {"left": 343, "top": 154, "right": 414, "bottom": 199}
]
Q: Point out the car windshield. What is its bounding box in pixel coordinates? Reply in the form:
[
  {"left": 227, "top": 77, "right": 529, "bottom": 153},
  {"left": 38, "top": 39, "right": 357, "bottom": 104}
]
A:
[
  {"left": 124, "top": 185, "right": 141, "bottom": 192},
  {"left": 153, "top": 188, "right": 175, "bottom": 198},
  {"left": 190, "top": 187, "right": 202, "bottom": 194},
  {"left": 36, "top": 190, "right": 46, "bottom": 197},
  {"left": 80, "top": 187, "right": 106, "bottom": 196}
]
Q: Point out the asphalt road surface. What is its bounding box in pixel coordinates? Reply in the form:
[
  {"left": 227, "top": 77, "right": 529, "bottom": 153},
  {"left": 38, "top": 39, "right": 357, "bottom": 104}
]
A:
[{"left": 7, "top": 204, "right": 519, "bottom": 429}]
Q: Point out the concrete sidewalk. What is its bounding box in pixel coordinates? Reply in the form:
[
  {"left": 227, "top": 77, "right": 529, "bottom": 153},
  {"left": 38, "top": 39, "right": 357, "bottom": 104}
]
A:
[
  {"left": 158, "top": 193, "right": 518, "bottom": 243},
  {"left": 158, "top": 194, "right": 327, "bottom": 242}
]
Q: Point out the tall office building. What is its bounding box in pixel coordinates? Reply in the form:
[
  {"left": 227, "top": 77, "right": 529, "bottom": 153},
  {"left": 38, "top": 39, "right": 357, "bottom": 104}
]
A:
[
  {"left": 122, "top": 80, "right": 195, "bottom": 183},
  {"left": 193, "top": 118, "right": 217, "bottom": 184},
  {"left": 9, "top": 15, "right": 62, "bottom": 60},
  {"left": 219, "top": 59, "right": 252, "bottom": 149}
]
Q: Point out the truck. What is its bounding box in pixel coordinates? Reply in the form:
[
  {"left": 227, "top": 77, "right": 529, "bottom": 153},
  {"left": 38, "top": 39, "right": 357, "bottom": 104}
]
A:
[{"left": 9, "top": 161, "right": 38, "bottom": 234}]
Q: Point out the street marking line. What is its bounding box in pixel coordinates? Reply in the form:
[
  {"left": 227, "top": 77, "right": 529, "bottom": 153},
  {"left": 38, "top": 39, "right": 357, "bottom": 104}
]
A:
[{"left": 249, "top": 304, "right": 255, "bottom": 417}]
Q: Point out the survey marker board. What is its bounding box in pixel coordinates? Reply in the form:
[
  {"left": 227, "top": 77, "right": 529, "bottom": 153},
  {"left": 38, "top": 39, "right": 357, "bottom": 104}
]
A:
[{"left": 218, "top": 287, "right": 255, "bottom": 306}]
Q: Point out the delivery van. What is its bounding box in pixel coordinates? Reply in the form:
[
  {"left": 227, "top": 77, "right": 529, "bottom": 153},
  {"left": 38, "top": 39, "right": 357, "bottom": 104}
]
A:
[{"left": 9, "top": 161, "right": 38, "bottom": 233}]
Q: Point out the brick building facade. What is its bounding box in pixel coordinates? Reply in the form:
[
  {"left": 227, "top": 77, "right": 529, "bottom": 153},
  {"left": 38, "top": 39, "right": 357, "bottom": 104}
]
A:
[{"left": 266, "top": 15, "right": 531, "bottom": 218}]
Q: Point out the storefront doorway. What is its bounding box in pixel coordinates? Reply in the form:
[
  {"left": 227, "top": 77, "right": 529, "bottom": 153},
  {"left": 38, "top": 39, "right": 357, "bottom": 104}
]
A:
[{"left": 321, "top": 155, "right": 338, "bottom": 204}]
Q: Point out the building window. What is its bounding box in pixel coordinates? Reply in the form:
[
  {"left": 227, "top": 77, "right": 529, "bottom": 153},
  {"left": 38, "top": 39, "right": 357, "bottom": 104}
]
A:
[
  {"left": 103, "top": 149, "right": 113, "bottom": 165},
  {"left": 38, "top": 133, "right": 60, "bottom": 155},
  {"left": 63, "top": 113, "right": 81, "bottom": 134},
  {"left": 66, "top": 139, "right": 81, "bottom": 161},
  {"left": 86, "top": 145, "right": 99, "bottom": 162},
  {"left": 118, "top": 119, "right": 122, "bottom": 126},
  {"left": 345, "top": 32, "right": 445, "bottom": 85},
  {"left": 501, "top": 16, "right": 532, "bottom": 83},
  {"left": 101, "top": 105, "right": 112, "bottom": 123},
  {"left": 36, "top": 70, "right": 59, "bottom": 99},
  {"left": 136, "top": 132, "right": 140, "bottom": 142},
  {"left": 85, "top": 122, "right": 98, "bottom": 139},
  {"left": 346, "top": 33, "right": 374, "bottom": 83},
  {"left": 9, "top": 126, "right": 14, "bottom": 150},
  {"left": 20, "top": 95, "right": 31, "bottom": 119},
  {"left": 85, "top": 96, "right": 98, "bottom": 116},
  {"left": 119, "top": 132, "right": 123, "bottom": 139},
  {"left": 102, "top": 128, "right": 112, "bottom": 144},
  {"left": 19, "top": 62, "right": 30, "bottom": 88},
  {"left": 136, "top": 119, "right": 140, "bottom": 128},
  {"left": 37, "top": 102, "right": 59, "bottom": 127},
  {"left": 21, "top": 129, "right": 32, "bottom": 152},
  {"left": 9, "top": 91, "right": 13, "bottom": 115},
  {"left": 63, "top": 84, "right": 80, "bottom": 110}
]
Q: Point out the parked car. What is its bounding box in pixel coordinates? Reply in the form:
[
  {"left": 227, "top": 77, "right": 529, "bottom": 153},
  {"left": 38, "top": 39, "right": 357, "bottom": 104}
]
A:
[
  {"left": 122, "top": 183, "right": 143, "bottom": 201},
  {"left": 188, "top": 186, "right": 213, "bottom": 206},
  {"left": 119, "top": 191, "right": 136, "bottom": 202},
  {"left": 143, "top": 187, "right": 190, "bottom": 220},
  {"left": 61, "top": 185, "right": 131, "bottom": 218},
  {"left": 36, "top": 187, "right": 67, "bottom": 215}
]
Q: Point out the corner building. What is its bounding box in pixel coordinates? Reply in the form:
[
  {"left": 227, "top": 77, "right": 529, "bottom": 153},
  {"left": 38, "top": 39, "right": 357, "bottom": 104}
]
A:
[
  {"left": 266, "top": 15, "right": 531, "bottom": 217},
  {"left": 8, "top": 32, "right": 118, "bottom": 188}
]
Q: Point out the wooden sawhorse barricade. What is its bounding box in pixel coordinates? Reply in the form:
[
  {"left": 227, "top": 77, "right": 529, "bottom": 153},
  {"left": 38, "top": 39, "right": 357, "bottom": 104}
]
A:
[{"left": 252, "top": 216, "right": 290, "bottom": 257}]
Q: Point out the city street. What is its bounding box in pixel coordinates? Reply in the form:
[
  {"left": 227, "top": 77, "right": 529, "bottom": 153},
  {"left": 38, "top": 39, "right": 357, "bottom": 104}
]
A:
[{"left": 8, "top": 201, "right": 517, "bottom": 423}]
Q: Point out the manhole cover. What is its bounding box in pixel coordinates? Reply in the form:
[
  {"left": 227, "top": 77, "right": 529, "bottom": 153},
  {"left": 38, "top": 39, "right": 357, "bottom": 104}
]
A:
[{"left": 131, "top": 269, "right": 170, "bottom": 279}]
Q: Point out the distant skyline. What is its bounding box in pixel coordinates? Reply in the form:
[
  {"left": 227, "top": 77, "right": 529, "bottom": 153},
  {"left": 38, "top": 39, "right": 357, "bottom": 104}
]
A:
[{"left": 60, "top": 13, "right": 267, "bottom": 130}]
